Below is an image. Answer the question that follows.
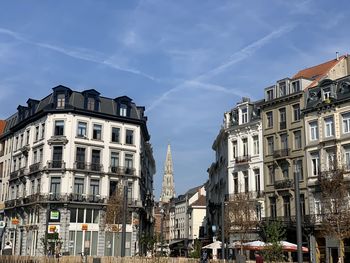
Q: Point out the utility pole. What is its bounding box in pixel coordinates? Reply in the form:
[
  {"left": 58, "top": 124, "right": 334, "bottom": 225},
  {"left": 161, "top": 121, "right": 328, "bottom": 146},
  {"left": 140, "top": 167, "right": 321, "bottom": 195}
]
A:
[
  {"left": 160, "top": 208, "right": 164, "bottom": 256},
  {"left": 294, "top": 168, "right": 303, "bottom": 263},
  {"left": 221, "top": 200, "right": 225, "bottom": 260},
  {"left": 121, "top": 183, "right": 128, "bottom": 257},
  {"left": 44, "top": 203, "right": 50, "bottom": 255}
]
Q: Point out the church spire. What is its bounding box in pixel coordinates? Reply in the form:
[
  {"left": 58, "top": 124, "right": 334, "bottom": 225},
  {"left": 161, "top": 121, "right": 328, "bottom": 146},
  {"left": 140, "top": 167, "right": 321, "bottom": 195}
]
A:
[{"left": 160, "top": 144, "right": 176, "bottom": 203}]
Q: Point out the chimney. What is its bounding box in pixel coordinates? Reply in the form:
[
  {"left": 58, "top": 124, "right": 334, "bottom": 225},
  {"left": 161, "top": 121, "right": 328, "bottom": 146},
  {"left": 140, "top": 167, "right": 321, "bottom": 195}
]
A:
[{"left": 336, "top": 52, "right": 339, "bottom": 60}]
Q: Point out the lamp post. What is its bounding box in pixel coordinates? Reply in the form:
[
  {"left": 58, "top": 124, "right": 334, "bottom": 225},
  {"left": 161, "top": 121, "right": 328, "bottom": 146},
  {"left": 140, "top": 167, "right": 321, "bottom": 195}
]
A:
[
  {"left": 160, "top": 208, "right": 164, "bottom": 256},
  {"left": 294, "top": 166, "right": 303, "bottom": 263},
  {"left": 221, "top": 200, "right": 225, "bottom": 260},
  {"left": 121, "top": 182, "right": 128, "bottom": 257}
]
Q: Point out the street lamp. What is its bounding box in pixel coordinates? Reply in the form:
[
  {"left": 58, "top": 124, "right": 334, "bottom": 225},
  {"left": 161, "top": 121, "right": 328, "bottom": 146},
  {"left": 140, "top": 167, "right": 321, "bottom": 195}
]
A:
[
  {"left": 294, "top": 165, "right": 303, "bottom": 263},
  {"left": 121, "top": 181, "right": 128, "bottom": 257}
]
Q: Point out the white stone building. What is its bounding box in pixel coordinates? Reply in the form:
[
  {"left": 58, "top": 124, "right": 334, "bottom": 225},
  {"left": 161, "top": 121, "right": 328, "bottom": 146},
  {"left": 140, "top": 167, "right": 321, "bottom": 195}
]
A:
[
  {"left": 0, "top": 86, "right": 155, "bottom": 256},
  {"left": 168, "top": 185, "right": 206, "bottom": 256},
  {"left": 207, "top": 97, "right": 264, "bottom": 242}
]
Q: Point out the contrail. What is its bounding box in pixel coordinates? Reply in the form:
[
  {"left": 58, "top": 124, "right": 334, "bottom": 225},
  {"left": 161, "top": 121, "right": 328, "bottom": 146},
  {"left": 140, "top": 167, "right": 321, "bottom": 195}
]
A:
[{"left": 0, "top": 27, "right": 158, "bottom": 81}]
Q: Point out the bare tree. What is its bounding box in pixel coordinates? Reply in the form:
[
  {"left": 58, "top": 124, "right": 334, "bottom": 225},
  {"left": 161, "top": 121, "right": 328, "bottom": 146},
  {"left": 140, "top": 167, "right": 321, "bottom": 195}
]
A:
[
  {"left": 225, "top": 192, "right": 260, "bottom": 250},
  {"left": 318, "top": 165, "right": 350, "bottom": 263},
  {"left": 105, "top": 185, "right": 124, "bottom": 232}
]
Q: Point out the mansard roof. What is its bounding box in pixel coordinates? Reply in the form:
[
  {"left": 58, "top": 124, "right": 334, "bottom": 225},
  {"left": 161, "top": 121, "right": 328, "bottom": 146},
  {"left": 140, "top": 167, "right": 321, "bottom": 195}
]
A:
[{"left": 1, "top": 85, "right": 150, "bottom": 140}]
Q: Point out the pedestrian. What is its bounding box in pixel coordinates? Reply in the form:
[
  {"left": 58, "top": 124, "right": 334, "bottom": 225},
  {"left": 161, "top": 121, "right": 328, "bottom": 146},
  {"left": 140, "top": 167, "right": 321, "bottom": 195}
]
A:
[
  {"left": 202, "top": 249, "right": 208, "bottom": 263},
  {"left": 255, "top": 251, "right": 263, "bottom": 263}
]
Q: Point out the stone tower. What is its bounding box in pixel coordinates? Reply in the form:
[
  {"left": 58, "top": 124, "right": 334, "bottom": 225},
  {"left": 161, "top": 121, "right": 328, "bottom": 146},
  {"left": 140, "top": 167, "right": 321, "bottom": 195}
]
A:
[{"left": 160, "top": 144, "right": 176, "bottom": 203}]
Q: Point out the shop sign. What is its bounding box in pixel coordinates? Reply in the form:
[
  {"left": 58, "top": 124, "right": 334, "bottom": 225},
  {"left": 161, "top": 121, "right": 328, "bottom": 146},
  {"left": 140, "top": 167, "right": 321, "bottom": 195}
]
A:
[
  {"left": 48, "top": 225, "right": 60, "bottom": 234},
  {"left": 11, "top": 218, "right": 19, "bottom": 225},
  {"left": 49, "top": 210, "right": 60, "bottom": 222},
  {"left": 81, "top": 224, "right": 88, "bottom": 231}
]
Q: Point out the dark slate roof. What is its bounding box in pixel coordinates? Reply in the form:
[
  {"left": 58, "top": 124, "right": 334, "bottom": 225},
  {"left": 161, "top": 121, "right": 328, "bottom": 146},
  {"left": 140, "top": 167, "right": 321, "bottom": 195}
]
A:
[
  {"left": 1, "top": 85, "right": 150, "bottom": 140},
  {"left": 304, "top": 75, "right": 350, "bottom": 113}
]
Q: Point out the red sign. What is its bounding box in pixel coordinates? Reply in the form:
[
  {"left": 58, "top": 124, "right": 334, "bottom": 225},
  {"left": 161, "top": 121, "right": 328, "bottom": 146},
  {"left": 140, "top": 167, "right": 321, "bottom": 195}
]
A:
[
  {"left": 82, "top": 224, "right": 88, "bottom": 231},
  {"left": 11, "top": 218, "right": 19, "bottom": 225}
]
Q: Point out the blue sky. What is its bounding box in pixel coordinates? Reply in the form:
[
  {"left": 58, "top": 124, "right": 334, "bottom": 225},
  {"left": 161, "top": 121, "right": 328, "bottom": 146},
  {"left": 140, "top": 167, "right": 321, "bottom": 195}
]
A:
[{"left": 0, "top": 0, "right": 349, "bottom": 198}]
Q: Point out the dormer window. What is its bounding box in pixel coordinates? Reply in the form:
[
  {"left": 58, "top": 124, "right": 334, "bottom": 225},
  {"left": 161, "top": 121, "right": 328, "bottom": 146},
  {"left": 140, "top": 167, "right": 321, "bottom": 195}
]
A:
[
  {"left": 241, "top": 107, "right": 248, "bottom": 124},
  {"left": 57, "top": 93, "right": 65, "bottom": 109},
  {"left": 87, "top": 97, "right": 95, "bottom": 111},
  {"left": 266, "top": 89, "right": 274, "bottom": 101},
  {"left": 323, "top": 87, "right": 331, "bottom": 101},
  {"left": 120, "top": 103, "right": 127, "bottom": 117},
  {"left": 279, "top": 82, "right": 287, "bottom": 97},
  {"left": 292, "top": 81, "right": 300, "bottom": 92}
]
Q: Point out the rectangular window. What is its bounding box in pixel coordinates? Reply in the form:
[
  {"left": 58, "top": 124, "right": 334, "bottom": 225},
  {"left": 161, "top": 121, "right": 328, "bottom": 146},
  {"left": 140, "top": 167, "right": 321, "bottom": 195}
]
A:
[
  {"left": 74, "top": 178, "right": 84, "bottom": 194},
  {"left": 300, "top": 194, "right": 305, "bottom": 216},
  {"left": 35, "top": 126, "right": 39, "bottom": 141},
  {"left": 90, "top": 179, "right": 100, "bottom": 196},
  {"left": 327, "top": 150, "right": 336, "bottom": 170},
  {"left": 267, "top": 136, "right": 274, "bottom": 155},
  {"left": 77, "top": 122, "right": 87, "bottom": 137},
  {"left": 311, "top": 152, "right": 320, "bottom": 176},
  {"left": 280, "top": 133, "right": 288, "bottom": 150},
  {"left": 342, "top": 112, "right": 350, "bottom": 134},
  {"left": 76, "top": 147, "right": 86, "bottom": 169},
  {"left": 87, "top": 97, "right": 95, "bottom": 111},
  {"left": 292, "top": 81, "right": 300, "bottom": 92},
  {"left": 294, "top": 130, "right": 302, "bottom": 150},
  {"left": 253, "top": 135, "right": 259, "bottom": 155},
  {"left": 243, "top": 171, "right": 249, "bottom": 193},
  {"left": 120, "top": 104, "right": 127, "bottom": 116},
  {"left": 110, "top": 152, "right": 119, "bottom": 172},
  {"left": 50, "top": 177, "right": 61, "bottom": 194},
  {"left": 125, "top": 154, "right": 133, "bottom": 169},
  {"left": 93, "top": 124, "right": 102, "bottom": 140},
  {"left": 111, "top": 127, "right": 120, "bottom": 143},
  {"left": 293, "top": 104, "right": 301, "bottom": 121},
  {"left": 242, "top": 138, "right": 248, "bottom": 156},
  {"left": 52, "top": 146, "right": 63, "bottom": 168},
  {"left": 40, "top": 123, "right": 45, "bottom": 139},
  {"left": 266, "top": 112, "right": 273, "bottom": 128},
  {"left": 344, "top": 147, "right": 350, "bottom": 170},
  {"left": 279, "top": 108, "right": 286, "bottom": 130},
  {"left": 232, "top": 141, "right": 237, "bottom": 158},
  {"left": 309, "top": 121, "right": 319, "bottom": 141},
  {"left": 233, "top": 173, "right": 238, "bottom": 194},
  {"left": 270, "top": 197, "right": 277, "bottom": 218},
  {"left": 294, "top": 159, "right": 303, "bottom": 181},
  {"left": 279, "top": 83, "right": 287, "bottom": 97},
  {"left": 266, "top": 89, "right": 274, "bottom": 101},
  {"left": 283, "top": 196, "right": 291, "bottom": 218},
  {"left": 57, "top": 94, "right": 65, "bottom": 108},
  {"left": 26, "top": 130, "right": 30, "bottom": 145},
  {"left": 54, "top": 120, "right": 64, "bottom": 136},
  {"left": 241, "top": 108, "right": 248, "bottom": 124},
  {"left": 254, "top": 169, "right": 260, "bottom": 192},
  {"left": 268, "top": 165, "right": 275, "bottom": 184},
  {"left": 125, "top": 129, "right": 134, "bottom": 145},
  {"left": 91, "top": 150, "right": 101, "bottom": 171},
  {"left": 324, "top": 117, "right": 334, "bottom": 137}
]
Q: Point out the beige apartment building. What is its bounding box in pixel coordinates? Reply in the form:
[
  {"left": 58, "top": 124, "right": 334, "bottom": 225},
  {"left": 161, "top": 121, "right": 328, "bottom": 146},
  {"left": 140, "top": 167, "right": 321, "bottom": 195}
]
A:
[
  {"left": 261, "top": 55, "right": 350, "bottom": 250},
  {"left": 304, "top": 75, "right": 350, "bottom": 263}
]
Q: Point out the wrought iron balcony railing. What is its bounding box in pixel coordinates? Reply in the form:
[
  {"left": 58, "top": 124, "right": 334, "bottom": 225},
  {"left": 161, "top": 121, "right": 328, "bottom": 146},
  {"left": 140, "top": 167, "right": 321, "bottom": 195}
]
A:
[
  {"left": 235, "top": 155, "right": 251, "bottom": 164},
  {"left": 273, "top": 148, "right": 290, "bottom": 159}
]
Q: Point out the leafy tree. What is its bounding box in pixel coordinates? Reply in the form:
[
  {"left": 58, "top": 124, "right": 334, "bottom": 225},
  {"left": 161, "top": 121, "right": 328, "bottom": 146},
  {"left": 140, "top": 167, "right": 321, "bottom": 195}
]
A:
[
  {"left": 318, "top": 166, "right": 350, "bottom": 263},
  {"left": 261, "top": 220, "right": 285, "bottom": 263},
  {"left": 189, "top": 239, "right": 202, "bottom": 258},
  {"left": 140, "top": 234, "right": 157, "bottom": 256},
  {"left": 225, "top": 192, "right": 260, "bottom": 251},
  {"left": 105, "top": 185, "right": 124, "bottom": 232}
]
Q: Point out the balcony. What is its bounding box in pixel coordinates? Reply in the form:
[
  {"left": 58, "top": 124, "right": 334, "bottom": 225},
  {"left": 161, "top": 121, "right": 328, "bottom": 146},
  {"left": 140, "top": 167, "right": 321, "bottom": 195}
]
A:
[
  {"left": 10, "top": 171, "right": 18, "bottom": 180},
  {"left": 279, "top": 121, "right": 287, "bottom": 130},
  {"left": 125, "top": 167, "right": 136, "bottom": 176},
  {"left": 274, "top": 179, "right": 294, "bottom": 189},
  {"left": 29, "top": 162, "right": 42, "bottom": 173},
  {"left": 110, "top": 166, "right": 123, "bottom": 174},
  {"left": 128, "top": 198, "right": 143, "bottom": 208},
  {"left": 273, "top": 148, "right": 290, "bottom": 159},
  {"left": 90, "top": 162, "right": 103, "bottom": 172},
  {"left": 47, "top": 160, "right": 66, "bottom": 169},
  {"left": 235, "top": 155, "right": 251, "bottom": 164},
  {"left": 19, "top": 168, "right": 28, "bottom": 177}
]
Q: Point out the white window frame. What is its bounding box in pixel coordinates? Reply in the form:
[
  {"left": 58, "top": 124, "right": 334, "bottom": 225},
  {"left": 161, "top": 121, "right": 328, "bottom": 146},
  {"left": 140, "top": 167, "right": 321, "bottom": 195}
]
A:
[
  {"left": 324, "top": 117, "right": 334, "bottom": 137},
  {"left": 309, "top": 121, "right": 318, "bottom": 141},
  {"left": 342, "top": 112, "right": 350, "bottom": 134},
  {"left": 311, "top": 152, "right": 320, "bottom": 176}
]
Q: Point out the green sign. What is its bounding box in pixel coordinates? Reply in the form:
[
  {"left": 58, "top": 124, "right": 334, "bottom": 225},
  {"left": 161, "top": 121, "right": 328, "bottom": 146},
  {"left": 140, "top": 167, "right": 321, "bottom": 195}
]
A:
[{"left": 50, "top": 210, "right": 60, "bottom": 221}]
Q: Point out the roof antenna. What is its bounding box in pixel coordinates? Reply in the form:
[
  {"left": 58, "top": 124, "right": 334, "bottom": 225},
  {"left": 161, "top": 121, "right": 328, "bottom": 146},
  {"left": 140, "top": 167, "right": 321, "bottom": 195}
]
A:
[{"left": 336, "top": 52, "right": 339, "bottom": 60}]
